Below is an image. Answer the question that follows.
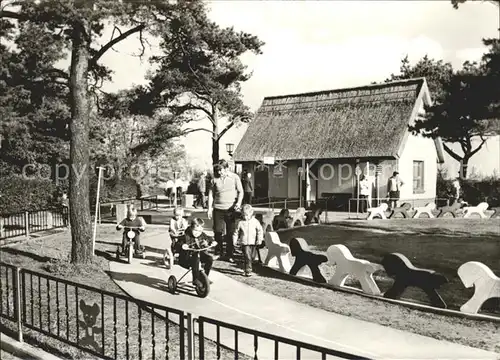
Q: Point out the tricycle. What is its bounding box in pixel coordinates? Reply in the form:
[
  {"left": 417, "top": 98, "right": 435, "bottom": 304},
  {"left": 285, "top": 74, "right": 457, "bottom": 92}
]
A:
[
  {"left": 116, "top": 226, "right": 146, "bottom": 264},
  {"left": 167, "top": 242, "right": 217, "bottom": 298}
]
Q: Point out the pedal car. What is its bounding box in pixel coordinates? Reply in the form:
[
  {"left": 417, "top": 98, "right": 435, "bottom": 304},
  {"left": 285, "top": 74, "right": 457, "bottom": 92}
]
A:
[
  {"left": 116, "top": 226, "right": 146, "bottom": 264},
  {"left": 167, "top": 242, "right": 216, "bottom": 298}
]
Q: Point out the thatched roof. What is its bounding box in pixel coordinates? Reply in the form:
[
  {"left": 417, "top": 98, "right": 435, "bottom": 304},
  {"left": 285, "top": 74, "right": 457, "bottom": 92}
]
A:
[{"left": 234, "top": 78, "right": 438, "bottom": 162}]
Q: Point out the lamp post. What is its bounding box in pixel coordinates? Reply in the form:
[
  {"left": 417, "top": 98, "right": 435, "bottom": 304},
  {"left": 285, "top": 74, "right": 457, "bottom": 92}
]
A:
[
  {"left": 226, "top": 143, "right": 235, "bottom": 172},
  {"left": 225, "top": 143, "right": 234, "bottom": 157}
]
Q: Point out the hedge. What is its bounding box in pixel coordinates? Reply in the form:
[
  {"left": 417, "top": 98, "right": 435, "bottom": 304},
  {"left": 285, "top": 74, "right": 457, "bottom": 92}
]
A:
[
  {"left": 436, "top": 176, "right": 500, "bottom": 207},
  {"left": 0, "top": 175, "right": 58, "bottom": 214}
]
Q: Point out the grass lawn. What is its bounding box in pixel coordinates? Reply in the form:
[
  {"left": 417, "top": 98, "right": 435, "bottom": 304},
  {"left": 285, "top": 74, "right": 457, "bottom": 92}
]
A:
[
  {"left": 213, "top": 218, "right": 500, "bottom": 353},
  {"left": 0, "top": 226, "right": 245, "bottom": 360}
]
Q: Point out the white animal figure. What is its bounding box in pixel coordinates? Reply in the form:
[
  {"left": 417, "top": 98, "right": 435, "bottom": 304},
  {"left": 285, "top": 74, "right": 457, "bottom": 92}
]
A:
[
  {"left": 264, "top": 232, "right": 291, "bottom": 273},
  {"left": 366, "top": 203, "right": 388, "bottom": 220},
  {"left": 291, "top": 207, "right": 306, "bottom": 227},
  {"left": 462, "top": 202, "right": 489, "bottom": 219},
  {"left": 412, "top": 202, "right": 436, "bottom": 219},
  {"left": 326, "top": 244, "right": 384, "bottom": 295},
  {"left": 458, "top": 261, "right": 500, "bottom": 315}
]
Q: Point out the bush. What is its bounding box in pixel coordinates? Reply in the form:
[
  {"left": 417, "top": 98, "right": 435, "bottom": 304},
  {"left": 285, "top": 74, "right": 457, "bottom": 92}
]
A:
[
  {"left": 436, "top": 174, "right": 500, "bottom": 207},
  {"left": 0, "top": 175, "right": 58, "bottom": 214},
  {"left": 90, "top": 176, "right": 139, "bottom": 204}
]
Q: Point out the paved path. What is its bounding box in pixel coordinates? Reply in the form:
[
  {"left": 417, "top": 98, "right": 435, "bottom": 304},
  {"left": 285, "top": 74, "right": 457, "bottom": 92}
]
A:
[{"left": 107, "top": 232, "right": 498, "bottom": 360}]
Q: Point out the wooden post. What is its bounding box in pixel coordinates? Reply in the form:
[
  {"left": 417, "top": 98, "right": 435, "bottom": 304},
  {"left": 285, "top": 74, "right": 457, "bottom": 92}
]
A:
[
  {"left": 92, "top": 167, "right": 104, "bottom": 255},
  {"left": 173, "top": 171, "right": 178, "bottom": 208}
]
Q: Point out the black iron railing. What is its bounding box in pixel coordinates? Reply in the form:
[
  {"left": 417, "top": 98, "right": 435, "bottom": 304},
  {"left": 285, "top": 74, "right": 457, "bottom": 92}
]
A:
[
  {"left": 0, "top": 262, "right": 186, "bottom": 360},
  {"left": 0, "top": 262, "right": 369, "bottom": 360},
  {"left": 196, "top": 316, "right": 370, "bottom": 360}
]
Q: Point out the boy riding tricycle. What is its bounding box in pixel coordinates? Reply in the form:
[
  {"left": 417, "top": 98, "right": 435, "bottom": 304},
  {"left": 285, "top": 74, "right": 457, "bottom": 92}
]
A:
[
  {"left": 167, "top": 218, "right": 217, "bottom": 298},
  {"left": 116, "top": 205, "right": 146, "bottom": 263}
]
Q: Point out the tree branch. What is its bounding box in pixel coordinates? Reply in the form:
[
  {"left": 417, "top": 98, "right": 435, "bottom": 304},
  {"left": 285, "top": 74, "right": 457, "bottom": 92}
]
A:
[
  {"left": 469, "top": 137, "right": 488, "bottom": 158},
  {"left": 217, "top": 121, "right": 235, "bottom": 141},
  {"left": 181, "top": 128, "right": 215, "bottom": 136},
  {"left": 442, "top": 143, "right": 463, "bottom": 162},
  {"left": 90, "top": 24, "right": 146, "bottom": 66}
]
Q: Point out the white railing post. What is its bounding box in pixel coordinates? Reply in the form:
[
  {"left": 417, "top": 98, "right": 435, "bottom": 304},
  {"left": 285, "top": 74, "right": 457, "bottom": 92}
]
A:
[
  {"left": 14, "top": 267, "right": 23, "bottom": 342},
  {"left": 24, "top": 211, "right": 29, "bottom": 239}
]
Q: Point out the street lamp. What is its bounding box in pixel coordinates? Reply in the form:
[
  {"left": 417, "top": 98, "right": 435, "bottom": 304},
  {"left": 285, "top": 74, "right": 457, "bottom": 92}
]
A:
[{"left": 226, "top": 143, "right": 234, "bottom": 157}]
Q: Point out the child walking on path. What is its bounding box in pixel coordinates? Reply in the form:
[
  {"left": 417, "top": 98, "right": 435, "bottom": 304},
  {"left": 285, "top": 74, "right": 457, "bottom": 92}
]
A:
[{"left": 232, "top": 204, "right": 264, "bottom": 277}]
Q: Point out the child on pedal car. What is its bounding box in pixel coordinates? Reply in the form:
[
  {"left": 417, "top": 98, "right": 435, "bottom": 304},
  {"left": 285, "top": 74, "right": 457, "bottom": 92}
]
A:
[
  {"left": 116, "top": 205, "right": 146, "bottom": 255},
  {"left": 232, "top": 204, "right": 263, "bottom": 277},
  {"left": 180, "top": 218, "right": 216, "bottom": 280}
]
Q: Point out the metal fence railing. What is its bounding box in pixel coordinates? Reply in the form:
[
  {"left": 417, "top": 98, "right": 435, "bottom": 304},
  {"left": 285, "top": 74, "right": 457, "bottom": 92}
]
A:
[
  {"left": 0, "top": 262, "right": 369, "bottom": 360},
  {"left": 196, "top": 316, "right": 369, "bottom": 360},
  {"left": 0, "top": 208, "right": 68, "bottom": 241}
]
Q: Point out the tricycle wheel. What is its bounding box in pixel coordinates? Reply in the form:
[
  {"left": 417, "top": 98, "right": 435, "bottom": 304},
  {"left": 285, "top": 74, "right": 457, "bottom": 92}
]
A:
[
  {"left": 116, "top": 246, "right": 122, "bottom": 259},
  {"left": 167, "top": 275, "right": 177, "bottom": 294},
  {"left": 194, "top": 272, "right": 210, "bottom": 298}
]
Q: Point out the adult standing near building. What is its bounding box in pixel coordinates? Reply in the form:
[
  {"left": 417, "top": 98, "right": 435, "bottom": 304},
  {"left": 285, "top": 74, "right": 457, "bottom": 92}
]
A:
[
  {"left": 207, "top": 159, "right": 243, "bottom": 263},
  {"left": 241, "top": 170, "right": 254, "bottom": 205},
  {"left": 387, "top": 171, "right": 404, "bottom": 210},
  {"left": 452, "top": 178, "right": 461, "bottom": 204},
  {"left": 359, "top": 175, "right": 372, "bottom": 213},
  {"left": 60, "top": 192, "right": 69, "bottom": 227},
  {"left": 196, "top": 171, "right": 208, "bottom": 209}
]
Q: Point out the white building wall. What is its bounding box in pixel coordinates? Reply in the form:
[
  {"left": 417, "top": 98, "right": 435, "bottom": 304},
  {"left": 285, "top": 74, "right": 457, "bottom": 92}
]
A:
[{"left": 398, "top": 132, "right": 438, "bottom": 203}]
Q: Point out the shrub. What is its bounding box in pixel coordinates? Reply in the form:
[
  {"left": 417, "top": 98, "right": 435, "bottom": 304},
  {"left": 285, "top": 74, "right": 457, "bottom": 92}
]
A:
[
  {"left": 436, "top": 174, "right": 500, "bottom": 207},
  {"left": 0, "top": 175, "right": 58, "bottom": 214}
]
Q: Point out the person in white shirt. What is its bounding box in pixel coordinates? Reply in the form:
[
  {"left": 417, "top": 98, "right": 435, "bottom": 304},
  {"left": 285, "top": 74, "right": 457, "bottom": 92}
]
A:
[
  {"left": 387, "top": 171, "right": 404, "bottom": 210},
  {"left": 359, "top": 175, "right": 372, "bottom": 213}
]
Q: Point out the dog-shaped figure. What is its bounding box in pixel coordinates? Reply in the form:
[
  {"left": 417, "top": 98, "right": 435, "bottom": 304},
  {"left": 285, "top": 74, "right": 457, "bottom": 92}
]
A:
[
  {"left": 437, "top": 201, "right": 463, "bottom": 218},
  {"left": 381, "top": 253, "right": 448, "bottom": 308},
  {"left": 388, "top": 203, "right": 412, "bottom": 219},
  {"left": 458, "top": 261, "right": 500, "bottom": 314},
  {"left": 412, "top": 202, "right": 436, "bottom": 219},
  {"left": 263, "top": 232, "right": 291, "bottom": 273},
  {"left": 289, "top": 238, "right": 327, "bottom": 283},
  {"left": 462, "top": 202, "right": 489, "bottom": 219},
  {"left": 272, "top": 209, "right": 291, "bottom": 230},
  {"left": 305, "top": 205, "right": 323, "bottom": 225},
  {"left": 290, "top": 207, "right": 306, "bottom": 227},
  {"left": 256, "top": 211, "right": 275, "bottom": 234},
  {"left": 366, "top": 203, "right": 388, "bottom": 220},
  {"left": 489, "top": 207, "right": 500, "bottom": 219},
  {"left": 326, "top": 244, "right": 384, "bottom": 295}
]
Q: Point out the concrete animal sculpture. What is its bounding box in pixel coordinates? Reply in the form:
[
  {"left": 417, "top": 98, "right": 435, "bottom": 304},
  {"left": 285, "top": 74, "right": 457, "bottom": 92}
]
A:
[
  {"left": 326, "top": 244, "right": 384, "bottom": 295},
  {"left": 458, "top": 261, "right": 500, "bottom": 314}
]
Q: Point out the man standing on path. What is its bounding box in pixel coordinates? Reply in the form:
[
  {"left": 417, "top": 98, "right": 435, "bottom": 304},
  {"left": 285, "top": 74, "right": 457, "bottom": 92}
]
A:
[
  {"left": 387, "top": 171, "right": 404, "bottom": 210},
  {"left": 241, "top": 170, "right": 254, "bottom": 205},
  {"left": 207, "top": 159, "right": 243, "bottom": 263}
]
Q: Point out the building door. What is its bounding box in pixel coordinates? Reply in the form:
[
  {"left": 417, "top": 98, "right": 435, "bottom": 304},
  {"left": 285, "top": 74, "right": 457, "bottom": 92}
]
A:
[{"left": 254, "top": 167, "right": 269, "bottom": 200}]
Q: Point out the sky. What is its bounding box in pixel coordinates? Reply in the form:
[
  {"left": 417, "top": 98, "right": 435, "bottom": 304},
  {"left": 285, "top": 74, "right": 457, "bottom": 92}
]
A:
[{"left": 99, "top": 0, "right": 500, "bottom": 177}]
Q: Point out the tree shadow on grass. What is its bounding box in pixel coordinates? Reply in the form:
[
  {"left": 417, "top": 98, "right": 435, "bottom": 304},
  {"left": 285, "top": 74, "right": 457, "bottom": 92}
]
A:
[{"left": 0, "top": 247, "right": 53, "bottom": 263}]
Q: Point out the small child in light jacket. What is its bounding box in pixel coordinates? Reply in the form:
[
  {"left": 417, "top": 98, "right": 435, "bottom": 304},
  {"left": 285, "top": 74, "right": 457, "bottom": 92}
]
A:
[{"left": 232, "top": 204, "right": 264, "bottom": 277}]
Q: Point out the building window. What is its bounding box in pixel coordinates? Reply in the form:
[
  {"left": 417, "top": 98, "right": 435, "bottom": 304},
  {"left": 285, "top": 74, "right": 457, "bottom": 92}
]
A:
[{"left": 413, "top": 161, "right": 424, "bottom": 193}]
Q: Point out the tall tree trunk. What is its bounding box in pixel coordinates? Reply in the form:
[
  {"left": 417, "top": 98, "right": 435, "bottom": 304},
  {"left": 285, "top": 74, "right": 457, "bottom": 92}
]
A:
[
  {"left": 212, "top": 111, "right": 219, "bottom": 165},
  {"left": 459, "top": 157, "right": 470, "bottom": 180},
  {"left": 69, "top": 19, "right": 93, "bottom": 264}
]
